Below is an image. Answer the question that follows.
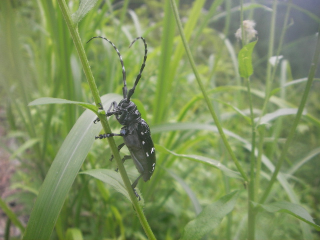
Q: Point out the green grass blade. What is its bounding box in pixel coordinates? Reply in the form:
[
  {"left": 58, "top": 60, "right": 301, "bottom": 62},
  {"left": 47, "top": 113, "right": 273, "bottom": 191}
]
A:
[
  {"left": 10, "top": 138, "right": 40, "bottom": 160},
  {"left": 153, "top": 0, "right": 176, "bottom": 124},
  {"left": 156, "top": 144, "right": 242, "bottom": 179},
  {"left": 0, "top": 197, "right": 25, "bottom": 233},
  {"left": 287, "top": 147, "right": 320, "bottom": 176},
  {"left": 29, "top": 97, "right": 98, "bottom": 113},
  {"left": 256, "top": 201, "right": 320, "bottom": 231},
  {"left": 166, "top": 169, "right": 202, "bottom": 215},
  {"left": 23, "top": 95, "right": 118, "bottom": 240}
]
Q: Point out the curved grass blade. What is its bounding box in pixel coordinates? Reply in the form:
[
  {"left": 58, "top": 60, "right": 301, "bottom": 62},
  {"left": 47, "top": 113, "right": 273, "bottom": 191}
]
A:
[
  {"left": 156, "top": 144, "right": 242, "bottom": 179},
  {"left": 29, "top": 97, "right": 98, "bottom": 113},
  {"left": 23, "top": 94, "right": 121, "bottom": 240},
  {"left": 255, "top": 201, "right": 320, "bottom": 231},
  {"left": 0, "top": 197, "right": 25, "bottom": 232},
  {"left": 10, "top": 138, "right": 40, "bottom": 160},
  {"left": 166, "top": 169, "right": 202, "bottom": 215},
  {"left": 256, "top": 108, "right": 306, "bottom": 124},
  {"left": 287, "top": 147, "right": 320, "bottom": 175}
]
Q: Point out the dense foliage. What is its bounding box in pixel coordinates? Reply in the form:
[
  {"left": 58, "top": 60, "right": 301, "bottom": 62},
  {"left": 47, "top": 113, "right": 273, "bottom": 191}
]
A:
[{"left": 0, "top": 0, "right": 320, "bottom": 239}]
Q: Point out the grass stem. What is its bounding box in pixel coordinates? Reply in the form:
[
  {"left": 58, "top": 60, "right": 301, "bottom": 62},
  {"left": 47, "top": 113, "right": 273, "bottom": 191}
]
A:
[{"left": 56, "top": 1, "right": 156, "bottom": 239}]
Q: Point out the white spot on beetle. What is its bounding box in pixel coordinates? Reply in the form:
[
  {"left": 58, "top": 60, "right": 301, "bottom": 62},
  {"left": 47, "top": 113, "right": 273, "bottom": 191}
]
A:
[
  {"left": 142, "top": 141, "right": 145, "bottom": 145},
  {"left": 151, "top": 147, "right": 155, "bottom": 154},
  {"left": 141, "top": 132, "right": 144, "bottom": 135},
  {"left": 146, "top": 152, "right": 149, "bottom": 157}
]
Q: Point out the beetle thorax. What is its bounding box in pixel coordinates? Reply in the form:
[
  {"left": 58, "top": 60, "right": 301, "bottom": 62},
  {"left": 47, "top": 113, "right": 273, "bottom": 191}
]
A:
[{"left": 116, "top": 99, "right": 141, "bottom": 126}]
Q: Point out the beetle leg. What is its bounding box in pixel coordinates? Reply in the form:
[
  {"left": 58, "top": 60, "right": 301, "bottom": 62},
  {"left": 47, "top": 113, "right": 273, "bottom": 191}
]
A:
[
  {"left": 114, "top": 155, "right": 131, "bottom": 171},
  {"left": 94, "top": 102, "right": 119, "bottom": 123},
  {"left": 93, "top": 103, "right": 104, "bottom": 123},
  {"left": 95, "top": 132, "right": 124, "bottom": 139},
  {"left": 110, "top": 143, "right": 125, "bottom": 161},
  {"left": 131, "top": 174, "right": 143, "bottom": 200},
  {"left": 131, "top": 174, "right": 142, "bottom": 189},
  {"left": 106, "top": 101, "right": 119, "bottom": 117}
]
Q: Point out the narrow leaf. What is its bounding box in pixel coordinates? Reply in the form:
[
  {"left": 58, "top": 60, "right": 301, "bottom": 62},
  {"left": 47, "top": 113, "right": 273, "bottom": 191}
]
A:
[
  {"left": 166, "top": 169, "right": 202, "bottom": 215},
  {"left": 257, "top": 201, "right": 320, "bottom": 231},
  {"left": 71, "top": 0, "right": 99, "bottom": 24},
  {"left": 180, "top": 191, "right": 239, "bottom": 240},
  {"left": 238, "top": 40, "right": 257, "bottom": 78},
  {"left": 29, "top": 97, "right": 98, "bottom": 113},
  {"left": 10, "top": 138, "right": 40, "bottom": 160},
  {"left": 0, "top": 197, "right": 25, "bottom": 232},
  {"left": 256, "top": 108, "right": 306, "bottom": 124},
  {"left": 156, "top": 144, "right": 242, "bottom": 179}
]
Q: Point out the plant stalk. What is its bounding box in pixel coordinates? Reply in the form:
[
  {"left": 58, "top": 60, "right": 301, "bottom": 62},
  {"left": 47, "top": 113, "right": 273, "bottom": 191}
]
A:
[
  {"left": 170, "top": 0, "right": 248, "bottom": 182},
  {"left": 56, "top": 1, "right": 156, "bottom": 239}
]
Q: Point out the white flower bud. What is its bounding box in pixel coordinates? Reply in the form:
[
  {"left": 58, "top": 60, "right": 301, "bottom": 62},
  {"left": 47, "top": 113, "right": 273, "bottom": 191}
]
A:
[{"left": 235, "top": 20, "right": 258, "bottom": 43}]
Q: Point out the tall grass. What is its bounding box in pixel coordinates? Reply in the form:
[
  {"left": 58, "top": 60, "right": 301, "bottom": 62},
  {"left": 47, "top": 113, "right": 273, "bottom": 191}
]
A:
[{"left": 1, "top": 0, "right": 320, "bottom": 239}]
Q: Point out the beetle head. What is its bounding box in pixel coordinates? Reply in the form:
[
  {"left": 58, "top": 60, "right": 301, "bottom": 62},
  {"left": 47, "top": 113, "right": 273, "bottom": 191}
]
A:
[{"left": 116, "top": 99, "right": 141, "bottom": 125}]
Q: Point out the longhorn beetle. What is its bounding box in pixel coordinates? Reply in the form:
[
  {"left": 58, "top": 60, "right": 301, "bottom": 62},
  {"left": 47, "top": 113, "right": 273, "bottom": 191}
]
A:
[{"left": 87, "top": 36, "right": 156, "bottom": 199}]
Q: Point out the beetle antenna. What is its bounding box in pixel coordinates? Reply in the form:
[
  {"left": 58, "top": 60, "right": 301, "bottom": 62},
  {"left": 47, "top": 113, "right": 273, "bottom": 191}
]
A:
[
  {"left": 87, "top": 36, "right": 127, "bottom": 99},
  {"left": 127, "top": 37, "right": 147, "bottom": 101}
]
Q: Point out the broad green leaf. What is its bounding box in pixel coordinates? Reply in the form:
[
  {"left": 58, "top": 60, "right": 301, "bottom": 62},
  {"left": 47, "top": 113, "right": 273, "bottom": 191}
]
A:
[
  {"left": 71, "top": 0, "right": 99, "bottom": 24},
  {"left": 29, "top": 97, "right": 98, "bottom": 113},
  {"left": 238, "top": 41, "right": 257, "bottom": 78},
  {"left": 156, "top": 144, "right": 242, "bottom": 179},
  {"left": 23, "top": 94, "right": 122, "bottom": 240},
  {"left": 180, "top": 191, "right": 239, "bottom": 240},
  {"left": 80, "top": 169, "right": 130, "bottom": 202},
  {"left": 256, "top": 201, "right": 320, "bottom": 231},
  {"left": 66, "top": 228, "right": 83, "bottom": 240}
]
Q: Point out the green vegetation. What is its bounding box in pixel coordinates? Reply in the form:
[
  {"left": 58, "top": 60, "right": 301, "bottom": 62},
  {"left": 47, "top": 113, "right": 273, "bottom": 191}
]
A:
[{"left": 1, "top": 0, "right": 320, "bottom": 239}]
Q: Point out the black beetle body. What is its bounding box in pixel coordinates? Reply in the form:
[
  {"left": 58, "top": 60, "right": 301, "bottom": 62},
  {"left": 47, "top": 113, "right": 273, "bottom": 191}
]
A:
[{"left": 88, "top": 36, "right": 156, "bottom": 198}]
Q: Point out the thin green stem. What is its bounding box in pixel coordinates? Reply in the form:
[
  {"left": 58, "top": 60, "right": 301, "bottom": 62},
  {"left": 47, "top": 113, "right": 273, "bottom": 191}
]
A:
[
  {"left": 254, "top": 126, "right": 265, "bottom": 199},
  {"left": 256, "top": 0, "right": 277, "bottom": 124},
  {"left": 257, "top": 0, "right": 292, "bottom": 127},
  {"left": 247, "top": 77, "right": 256, "bottom": 240},
  {"left": 56, "top": 1, "right": 156, "bottom": 239},
  {"left": 259, "top": 27, "right": 320, "bottom": 204},
  {"left": 170, "top": 0, "right": 248, "bottom": 182}
]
